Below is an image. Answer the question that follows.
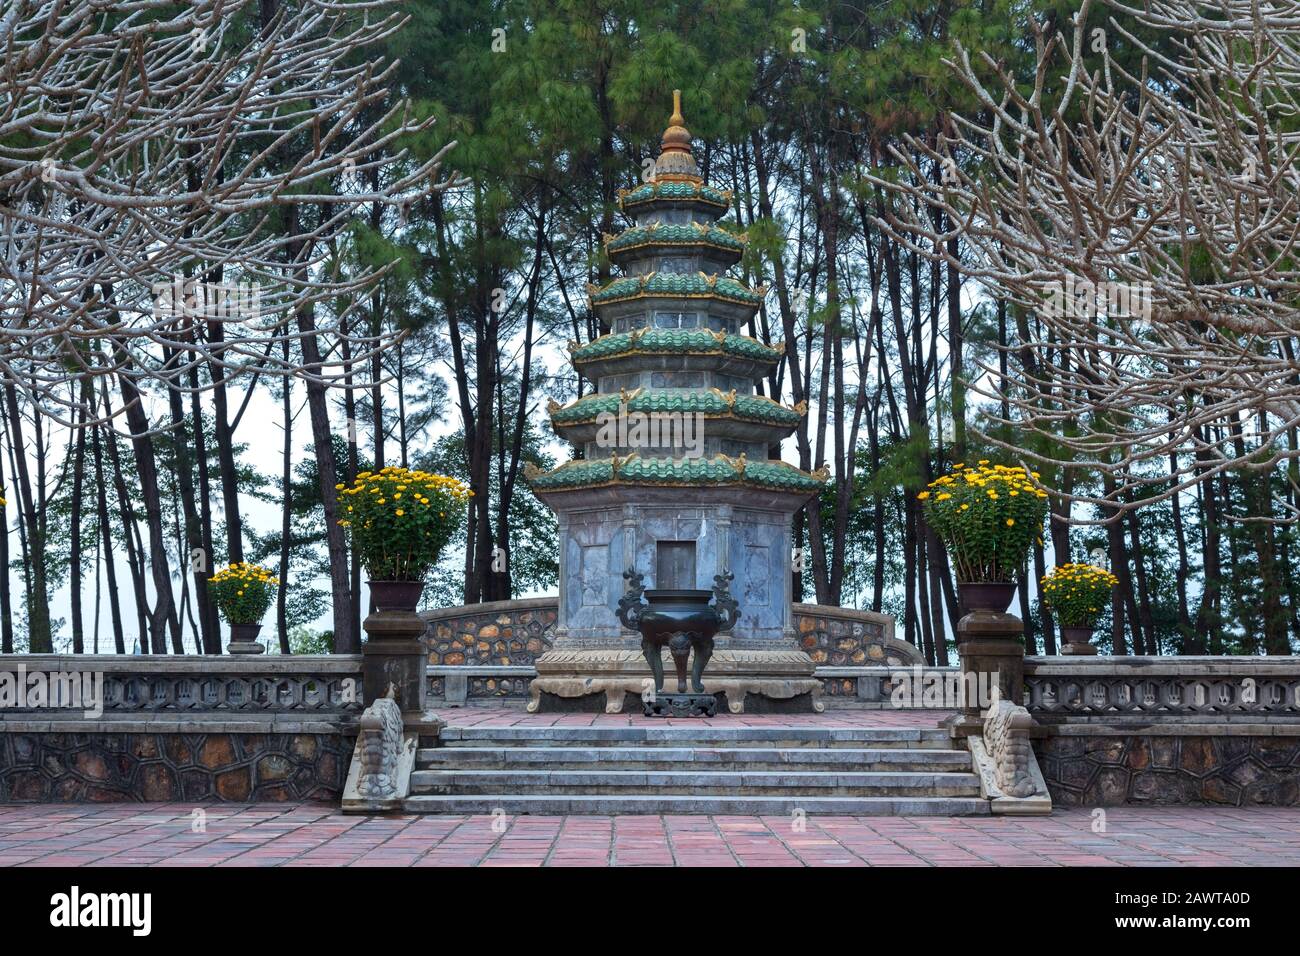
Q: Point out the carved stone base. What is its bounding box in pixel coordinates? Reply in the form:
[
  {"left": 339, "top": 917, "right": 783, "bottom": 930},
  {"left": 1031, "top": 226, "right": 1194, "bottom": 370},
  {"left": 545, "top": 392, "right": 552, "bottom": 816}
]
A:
[
  {"left": 529, "top": 647, "right": 823, "bottom": 714},
  {"left": 226, "top": 641, "right": 266, "bottom": 655},
  {"left": 1059, "top": 641, "right": 1099, "bottom": 655},
  {"left": 644, "top": 691, "right": 717, "bottom": 718}
]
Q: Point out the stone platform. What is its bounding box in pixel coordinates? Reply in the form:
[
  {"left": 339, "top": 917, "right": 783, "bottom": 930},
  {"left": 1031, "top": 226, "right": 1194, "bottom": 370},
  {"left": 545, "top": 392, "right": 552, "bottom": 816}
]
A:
[{"left": 401, "top": 707, "right": 985, "bottom": 815}]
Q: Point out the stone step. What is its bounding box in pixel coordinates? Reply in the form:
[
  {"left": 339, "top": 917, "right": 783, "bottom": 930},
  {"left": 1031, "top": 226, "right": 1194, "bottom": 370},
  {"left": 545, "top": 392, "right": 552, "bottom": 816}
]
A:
[
  {"left": 402, "top": 794, "right": 992, "bottom": 815},
  {"left": 416, "top": 746, "right": 972, "bottom": 772},
  {"left": 409, "top": 768, "right": 982, "bottom": 797},
  {"left": 432, "top": 726, "right": 951, "bottom": 749}
]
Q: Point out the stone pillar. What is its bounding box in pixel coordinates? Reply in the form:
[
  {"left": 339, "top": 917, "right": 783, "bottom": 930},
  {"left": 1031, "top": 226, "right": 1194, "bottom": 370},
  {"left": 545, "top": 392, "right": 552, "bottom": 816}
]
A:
[
  {"left": 946, "top": 609, "right": 1025, "bottom": 738},
  {"left": 362, "top": 607, "right": 427, "bottom": 717}
]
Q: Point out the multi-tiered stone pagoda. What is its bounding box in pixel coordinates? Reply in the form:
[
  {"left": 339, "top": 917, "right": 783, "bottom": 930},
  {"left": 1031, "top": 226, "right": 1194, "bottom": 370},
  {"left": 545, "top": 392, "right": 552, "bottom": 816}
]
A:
[{"left": 525, "top": 92, "right": 828, "bottom": 714}]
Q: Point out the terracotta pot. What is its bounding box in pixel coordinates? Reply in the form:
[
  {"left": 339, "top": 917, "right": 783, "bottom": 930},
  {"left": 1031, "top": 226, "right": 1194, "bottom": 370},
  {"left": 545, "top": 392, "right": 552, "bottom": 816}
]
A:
[
  {"left": 958, "top": 581, "right": 1018, "bottom": 614},
  {"left": 369, "top": 580, "right": 425, "bottom": 612},
  {"left": 1059, "top": 625, "right": 1098, "bottom": 655}
]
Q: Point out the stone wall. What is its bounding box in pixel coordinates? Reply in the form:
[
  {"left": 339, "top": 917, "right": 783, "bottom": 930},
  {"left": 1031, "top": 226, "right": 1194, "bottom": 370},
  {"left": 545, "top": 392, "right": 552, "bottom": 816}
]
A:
[
  {"left": 1035, "top": 733, "right": 1300, "bottom": 807},
  {"left": 423, "top": 598, "right": 557, "bottom": 668},
  {"left": 0, "top": 728, "right": 353, "bottom": 803},
  {"left": 0, "top": 655, "right": 361, "bottom": 804},
  {"left": 421, "top": 597, "right": 915, "bottom": 702}
]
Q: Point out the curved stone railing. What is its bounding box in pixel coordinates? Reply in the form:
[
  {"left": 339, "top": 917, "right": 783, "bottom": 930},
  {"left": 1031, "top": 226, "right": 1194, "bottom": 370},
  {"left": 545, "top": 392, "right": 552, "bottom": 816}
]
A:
[{"left": 1024, "top": 656, "right": 1300, "bottom": 722}]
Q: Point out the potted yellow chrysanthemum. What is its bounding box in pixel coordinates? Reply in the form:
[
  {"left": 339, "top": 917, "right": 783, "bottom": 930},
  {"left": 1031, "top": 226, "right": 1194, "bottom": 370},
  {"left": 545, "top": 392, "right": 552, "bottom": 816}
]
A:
[
  {"left": 337, "top": 466, "right": 471, "bottom": 611},
  {"left": 1041, "top": 563, "right": 1119, "bottom": 655},
  {"left": 918, "top": 461, "right": 1050, "bottom": 614},
  {"left": 208, "top": 561, "right": 278, "bottom": 654}
]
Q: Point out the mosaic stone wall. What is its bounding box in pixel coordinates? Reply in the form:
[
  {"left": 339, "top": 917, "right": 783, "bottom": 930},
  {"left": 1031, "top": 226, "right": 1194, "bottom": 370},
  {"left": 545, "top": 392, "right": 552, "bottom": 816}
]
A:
[
  {"left": 1036, "top": 734, "right": 1300, "bottom": 807},
  {"left": 423, "top": 598, "right": 912, "bottom": 669},
  {"left": 793, "top": 605, "right": 914, "bottom": 667},
  {"left": 0, "top": 731, "right": 354, "bottom": 803},
  {"left": 423, "top": 598, "right": 916, "bottom": 701},
  {"left": 424, "top": 600, "right": 557, "bottom": 667}
]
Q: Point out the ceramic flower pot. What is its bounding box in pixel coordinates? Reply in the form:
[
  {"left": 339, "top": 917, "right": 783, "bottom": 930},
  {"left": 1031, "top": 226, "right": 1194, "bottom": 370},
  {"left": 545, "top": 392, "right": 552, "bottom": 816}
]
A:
[
  {"left": 957, "top": 581, "right": 1018, "bottom": 614},
  {"left": 227, "top": 622, "right": 265, "bottom": 655},
  {"left": 368, "top": 580, "right": 425, "bottom": 612},
  {"left": 1059, "top": 625, "right": 1099, "bottom": 655}
]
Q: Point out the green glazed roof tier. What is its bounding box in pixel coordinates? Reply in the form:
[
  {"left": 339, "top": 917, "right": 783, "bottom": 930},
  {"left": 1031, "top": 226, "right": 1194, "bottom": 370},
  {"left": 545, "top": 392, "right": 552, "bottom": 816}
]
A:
[
  {"left": 618, "top": 180, "right": 731, "bottom": 211},
  {"left": 526, "top": 454, "right": 829, "bottom": 493},
  {"left": 570, "top": 328, "right": 782, "bottom": 366},
  {"left": 605, "top": 223, "right": 745, "bottom": 257},
  {"left": 588, "top": 273, "right": 765, "bottom": 307},
  {"left": 549, "top": 388, "right": 804, "bottom": 428}
]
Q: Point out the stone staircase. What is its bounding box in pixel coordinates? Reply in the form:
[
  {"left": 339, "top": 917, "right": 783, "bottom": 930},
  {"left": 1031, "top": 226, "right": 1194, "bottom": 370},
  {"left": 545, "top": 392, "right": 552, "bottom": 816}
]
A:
[{"left": 403, "top": 724, "right": 990, "bottom": 815}]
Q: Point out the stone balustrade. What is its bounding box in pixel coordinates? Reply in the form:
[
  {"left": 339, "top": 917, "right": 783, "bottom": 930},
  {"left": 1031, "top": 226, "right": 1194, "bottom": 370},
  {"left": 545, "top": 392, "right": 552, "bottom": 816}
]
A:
[
  {"left": 0, "top": 654, "right": 364, "bottom": 719},
  {"left": 1024, "top": 656, "right": 1300, "bottom": 723},
  {"left": 0, "top": 655, "right": 363, "bottom": 803}
]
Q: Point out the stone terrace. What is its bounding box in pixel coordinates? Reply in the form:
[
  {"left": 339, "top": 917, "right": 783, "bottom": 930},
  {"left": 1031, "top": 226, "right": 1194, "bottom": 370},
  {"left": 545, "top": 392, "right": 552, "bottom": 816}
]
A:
[
  {"left": 1, "top": 803, "right": 1297, "bottom": 866},
  {"left": 440, "top": 710, "right": 949, "bottom": 729}
]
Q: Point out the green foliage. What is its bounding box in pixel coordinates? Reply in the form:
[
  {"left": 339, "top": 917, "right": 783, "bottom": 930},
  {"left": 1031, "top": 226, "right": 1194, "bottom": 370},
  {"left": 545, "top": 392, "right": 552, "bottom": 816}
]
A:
[{"left": 288, "top": 626, "right": 334, "bottom": 655}]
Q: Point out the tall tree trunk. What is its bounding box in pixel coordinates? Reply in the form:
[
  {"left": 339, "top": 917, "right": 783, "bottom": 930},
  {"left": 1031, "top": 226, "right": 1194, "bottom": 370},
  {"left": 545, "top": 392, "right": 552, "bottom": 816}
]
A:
[
  {"left": 69, "top": 390, "right": 89, "bottom": 653},
  {"left": 0, "top": 428, "right": 11, "bottom": 654},
  {"left": 116, "top": 370, "right": 181, "bottom": 653},
  {"left": 91, "top": 422, "right": 126, "bottom": 655},
  {"left": 188, "top": 366, "right": 221, "bottom": 651},
  {"left": 278, "top": 342, "right": 293, "bottom": 655},
  {"left": 4, "top": 385, "right": 52, "bottom": 652}
]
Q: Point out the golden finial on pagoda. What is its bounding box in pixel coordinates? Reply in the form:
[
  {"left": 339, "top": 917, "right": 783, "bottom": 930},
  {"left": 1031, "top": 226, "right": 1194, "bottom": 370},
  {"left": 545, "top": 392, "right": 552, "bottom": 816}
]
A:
[
  {"left": 523, "top": 462, "right": 541, "bottom": 480},
  {"left": 813, "top": 464, "right": 831, "bottom": 481},
  {"left": 547, "top": 398, "right": 562, "bottom": 415},
  {"left": 794, "top": 400, "right": 809, "bottom": 417},
  {"left": 711, "top": 329, "right": 727, "bottom": 343},
  {"left": 734, "top": 453, "right": 747, "bottom": 475},
  {"left": 654, "top": 88, "right": 701, "bottom": 182}
]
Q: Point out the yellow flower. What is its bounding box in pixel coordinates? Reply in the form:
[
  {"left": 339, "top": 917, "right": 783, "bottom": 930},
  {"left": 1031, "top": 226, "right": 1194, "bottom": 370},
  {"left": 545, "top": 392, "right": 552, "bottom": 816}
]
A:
[
  {"left": 1006, "top": 519, "right": 1015, "bottom": 526},
  {"left": 917, "top": 491, "right": 931, "bottom": 500},
  {"left": 396, "top": 509, "right": 405, "bottom": 517}
]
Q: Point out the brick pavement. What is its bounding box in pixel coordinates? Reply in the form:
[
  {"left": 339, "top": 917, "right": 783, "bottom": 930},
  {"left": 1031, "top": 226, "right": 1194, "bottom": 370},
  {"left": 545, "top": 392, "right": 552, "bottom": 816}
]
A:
[{"left": 1, "top": 802, "right": 1295, "bottom": 866}]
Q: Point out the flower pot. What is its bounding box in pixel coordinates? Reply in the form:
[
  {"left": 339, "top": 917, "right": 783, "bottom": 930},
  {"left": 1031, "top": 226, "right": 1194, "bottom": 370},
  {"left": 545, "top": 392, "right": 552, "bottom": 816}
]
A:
[
  {"left": 368, "top": 580, "right": 425, "bottom": 612},
  {"left": 958, "top": 581, "right": 1018, "bottom": 614},
  {"left": 1059, "top": 625, "right": 1099, "bottom": 655},
  {"left": 227, "top": 622, "right": 265, "bottom": 655}
]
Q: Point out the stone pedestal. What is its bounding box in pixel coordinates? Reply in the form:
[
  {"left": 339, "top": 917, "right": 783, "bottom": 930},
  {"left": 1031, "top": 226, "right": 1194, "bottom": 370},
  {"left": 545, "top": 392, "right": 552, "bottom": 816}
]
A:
[
  {"left": 227, "top": 623, "right": 265, "bottom": 655},
  {"left": 945, "top": 610, "right": 1025, "bottom": 739},
  {"left": 530, "top": 646, "right": 822, "bottom": 714},
  {"left": 362, "top": 608, "right": 427, "bottom": 716}
]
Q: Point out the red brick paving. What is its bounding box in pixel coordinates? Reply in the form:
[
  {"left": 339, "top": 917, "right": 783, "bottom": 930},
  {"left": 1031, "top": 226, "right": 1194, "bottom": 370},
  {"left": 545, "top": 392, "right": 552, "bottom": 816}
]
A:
[{"left": 1, "top": 803, "right": 1296, "bottom": 866}]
